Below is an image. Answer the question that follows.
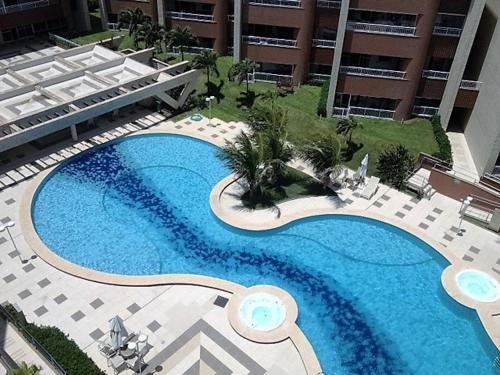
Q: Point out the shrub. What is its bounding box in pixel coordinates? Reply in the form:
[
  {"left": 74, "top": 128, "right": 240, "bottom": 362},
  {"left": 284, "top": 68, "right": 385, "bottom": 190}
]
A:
[
  {"left": 317, "top": 80, "right": 330, "bottom": 117},
  {"left": 88, "top": 0, "right": 99, "bottom": 12},
  {"left": 430, "top": 115, "right": 453, "bottom": 165},
  {"left": 25, "top": 325, "right": 105, "bottom": 375},
  {"left": 377, "top": 144, "right": 416, "bottom": 190}
]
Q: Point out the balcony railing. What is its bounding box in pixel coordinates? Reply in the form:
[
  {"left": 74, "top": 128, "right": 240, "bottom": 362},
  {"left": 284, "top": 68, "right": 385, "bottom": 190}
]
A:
[
  {"left": 340, "top": 66, "right": 406, "bottom": 79},
  {"left": 334, "top": 106, "right": 395, "bottom": 119},
  {"left": 248, "top": 0, "right": 301, "bottom": 7},
  {"left": 312, "top": 39, "right": 336, "bottom": 48},
  {"left": 317, "top": 0, "right": 341, "bottom": 9},
  {"left": 166, "top": 11, "right": 214, "bottom": 22},
  {"left": 460, "top": 80, "right": 482, "bottom": 91},
  {"left": 422, "top": 69, "right": 449, "bottom": 80},
  {"left": 171, "top": 46, "right": 213, "bottom": 55},
  {"left": 0, "top": 0, "right": 49, "bottom": 15},
  {"left": 412, "top": 106, "right": 439, "bottom": 117},
  {"left": 308, "top": 73, "right": 330, "bottom": 82},
  {"left": 242, "top": 35, "right": 297, "bottom": 48},
  {"left": 347, "top": 22, "right": 416, "bottom": 37},
  {"left": 433, "top": 26, "right": 462, "bottom": 37},
  {"left": 248, "top": 72, "right": 293, "bottom": 83}
]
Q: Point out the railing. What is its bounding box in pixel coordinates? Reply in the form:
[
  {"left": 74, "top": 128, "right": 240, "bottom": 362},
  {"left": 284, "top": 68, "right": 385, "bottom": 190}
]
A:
[
  {"left": 347, "top": 22, "right": 416, "bottom": 36},
  {"left": 317, "top": 0, "right": 341, "bottom": 9},
  {"left": 433, "top": 26, "right": 462, "bottom": 37},
  {"left": 0, "top": 304, "right": 66, "bottom": 374},
  {"left": 412, "top": 106, "right": 439, "bottom": 117},
  {"left": 340, "top": 66, "right": 406, "bottom": 79},
  {"left": 248, "top": 72, "right": 293, "bottom": 83},
  {"left": 422, "top": 69, "right": 449, "bottom": 80},
  {"left": 107, "top": 22, "right": 128, "bottom": 31},
  {"left": 242, "top": 35, "right": 297, "bottom": 48},
  {"left": 0, "top": 0, "right": 49, "bottom": 15},
  {"left": 48, "top": 33, "right": 80, "bottom": 49},
  {"left": 312, "top": 39, "right": 336, "bottom": 48},
  {"left": 166, "top": 11, "right": 214, "bottom": 22},
  {"left": 333, "top": 106, "right": 395, "bottom": 119},
  {"left": 308, "top": 73, "right": 330, "bottom": 82},
  {"left": 248, "top": 0, "right": 301, "bottom": 7},
  {"left": 460, "top": 80, "right": 482, "bottom": 91},
  {"left": 171, "top": 45, "right": 213, "bottom": 55}
]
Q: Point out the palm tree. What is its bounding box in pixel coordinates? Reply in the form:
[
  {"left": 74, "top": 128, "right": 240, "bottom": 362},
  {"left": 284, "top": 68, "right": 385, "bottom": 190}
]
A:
[
  {"left": 247, "top": 95, "right": 287, "bottom": 134},
  {"left": 228, "top": 59, "right": 256, "bottom": 94},
  {"left": 217, "top": 132, "right": 266, "bottom": 199},
  {"left": 336, "top": 116, "right": 363, "bottom": 144},
  {"left": 118, "top": 8, "right": 150, "bottom": 36},
  {"left": 263, "top": 128, "right": 294, "bottom": 182},
  {"left": 7, "top": 362, "right": 40, "bottom": 375},
  {"left": 192, "top": 50, "right": 220, "bottom": 87},
  {"left": 167, "top": 26, "right": 197, "bottom": 60},
  {"left": 300, "top": 134, "right": 342, "bottom": 190},
  {"left": 134, "top": 21, "right": 164, "bottom": 51}
]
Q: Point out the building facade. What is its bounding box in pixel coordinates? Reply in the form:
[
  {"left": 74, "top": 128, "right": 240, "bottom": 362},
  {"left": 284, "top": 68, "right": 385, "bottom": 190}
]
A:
[{"left": 0, "top": 0, "right": 91, "bottom": 44}]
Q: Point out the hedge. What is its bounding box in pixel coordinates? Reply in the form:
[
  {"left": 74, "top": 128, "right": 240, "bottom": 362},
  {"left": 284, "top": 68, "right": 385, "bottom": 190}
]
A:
[
  {"left": 317, "top": 80, "right": 330, "bottom": 117},
  {"left": 25, "top": 325, "right": 105, "bottom": 375},
  {"left": 430, "top": 115, "right": 453, "bottom": 164}
]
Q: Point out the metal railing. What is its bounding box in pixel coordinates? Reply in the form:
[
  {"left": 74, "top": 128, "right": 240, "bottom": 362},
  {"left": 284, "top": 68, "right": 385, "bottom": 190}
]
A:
[
  {"left": 107, "top": 22, "right": 128, "bottom": 31},
  {"left": 248, "top": 0, "right": 301, "bottom": 7},
  {"left": 460, "top": 80, "right": 482, "bottom": 90},
  {"left": 166, "top": 11, "right": 214, "bottom": 22},
  {"left": 347, "top": 22, "right": 416, "bottom": 36},
  {"left": 340, "top": 66, "right": 406, "bottom": 79},
  {"left": 0, "top": 304, "right": 66, "bottom": 374},
  {"left": 308, "top": 73, "right": 330, "bottom": 82},
  {"left": 48, "top": 33, "right": 80, "bottom": 49},
  {"left": 248, "top": 72, "right": 293, "bottom": 83},
  {"left": 317, "top": 0, "right": 341, "bottom": 9},
  {"left": 422, "top": 69, "right": 449, "bottom": 80},
  {"left": 433, "top": 26, "right": 462, "bottom": 37},
  {"left": 312, "top": 39, "right": 336, "bottom": 48},
  {"left": 412, "top": 106, "right": 439, "bottom": 117},
  {"left": 0, "top": 0, "right": 49, "bottom": 15},
  {"left": 242, "top": 35, "right": 297, "bottom": 48},
  {"left": 333, "top": 106, "right": 395, "bottom": 119},
  {"left": 171, "top": 46, "right": 213, "bottom": 55}
]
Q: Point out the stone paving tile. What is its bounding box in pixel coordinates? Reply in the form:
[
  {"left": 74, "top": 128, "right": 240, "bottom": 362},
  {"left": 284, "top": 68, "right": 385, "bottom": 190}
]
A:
[
  {"left": 0, "top": 237, "right": 6, "bottom": 245},
  {"left": 89, "top": 328, "right": 105, "bottom": 341},
  {"left": 402, "top": 204, "right": 413, "bottom": 211},
  {"left": 1, "top": 217, "right": 11, "bottom": 224},
  {"left": 37, "top": 278, "right": 51, "bottom": 288},
  {"left": 220, "top": 129, "right": 227, "bottom": 134},
  {"left": 395, "top": 211, "right": 405, "bottom": 219},
  {"left": 380, "top": 194, "right": 391, "bottom": 201},
  {"left": 410, "top": 197, "right": 420, "bottom": 204},
  {"left": 90, "top": 298, "right": 104, "bottom": 309},
  {"left": 3, "top": 274, "right": 16, "bottom": 283},
  {"left": 211, "top": 134, "right": 219, "bottom": 138},
  {"left": 443, "top": 234, "right": 454, "bottom": 242},
  {"left": 18, "top": 289, "right": 32, "bottom": 299},
  {"left": 213, "top": 296, "right": 229, "bottom": 308},
  {"left": 34, "top": 306, "right": 48, "bottom": 317},
  {"left": 450, "top": 226, "right": 460, "bottom": 233},
  {"left": 469, "top": 246, "right": 481, "bottom": 254},
  {"left": 433, "top": 208, "right": 443, "bottom": 215},
  {"left": 8, "top": 250, "right": 20, "bottom": 258},
  {"left": 147, "top": 320, "right": 162, "bottom": 333},
  {"left": 418, "top": 222, "right": 429, "bottom": 230},
  {"left": 426, "top": 215, "right": 436, "bottom": 222},
  {"left": 344, "top": 198, "right": 354, "bottom": 205},
  {"left": 463, "top": 255, "right": 474, "bottom": 262},
  {"left": 197, "top": 127, "right": 205, "bottom": 132},
  {"left": 4, "top": 198, "right": 15, "bottom": 205},
  {"left": 373, "top": 201, "right": 383, "bottom": 208},
  {"left": 185, "top": 121, "right": 192, "bottom": 125},
  {"left": 175, "top": 125, "right": 182, "bottom": 129},
  {"left": 22, "top": 263, "right": 35, "bottom": 273},
  {"left": 71, "top": 310, "right": 85, "bottom": 322},
  {"left": 54, "top": 294, "right": 67, "bottom": 304},
  {"left": 127, "top": 303, "right": 141, "bottom": 314}
]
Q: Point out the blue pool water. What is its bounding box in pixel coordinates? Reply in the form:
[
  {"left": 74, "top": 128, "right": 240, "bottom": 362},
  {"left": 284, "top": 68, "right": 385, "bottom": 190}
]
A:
[{"left": 33, "top": 135, "right": 497, "bottom": 374}]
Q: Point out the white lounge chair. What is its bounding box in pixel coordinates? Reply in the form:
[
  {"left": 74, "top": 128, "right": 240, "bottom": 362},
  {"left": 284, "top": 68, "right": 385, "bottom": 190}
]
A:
[{"left": 360, "top": 177, "right": 380, "bottom": 199}]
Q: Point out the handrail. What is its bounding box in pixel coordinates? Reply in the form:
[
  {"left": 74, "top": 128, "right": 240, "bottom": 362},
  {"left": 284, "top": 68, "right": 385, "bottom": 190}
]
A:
[
  {"left": 0, "top": 304, "right": 66, "bottom": 374},
  {"left": 312, "top": 39, "right": 336, "bottom": 48},
  {"left": 347, "top": 22, "right": 416, "bottom": 36},
  {"left": 248, "top": 0, "right": 301, "bottom": 7},
  {"left": 242, "top": 35, "right": 297, "bottom": 47},
  {"left": 248, "top": 72, "right": 293, "bottom": 83},
  {"left": 317, "top": 0, "right": 341, "bottom": 8},
  {"left": 412, "top": 106, "right": 439, "bottom": 117},
  {"left": 166, "top": 11, "right": 214, "bottom": 22},
  {"left": 333, "top": 106, "right": 395, "bottom": 119},
  {"left": 433, "top": 26, "right": 462, "bottom": 37},
  {"left": 308, "top": 73, "right": 330, "bottom": 81},
  {"left": 340, "top": 65, "right": 406, "bottom": 79},
  {"left": 460, "top": 80, "right": 482, "bottom": 90},
  {"left": 171, "top": 46, "right": 213, "bottom": 55},
  {"left": 0, "top": 0, "right": 49, "bottom": 15},
  {"left": 422, "top": 69, "right": 449, "bottom": 80},
  {"left": 48, "top": 33, "right": 80, "bottom": 49}
]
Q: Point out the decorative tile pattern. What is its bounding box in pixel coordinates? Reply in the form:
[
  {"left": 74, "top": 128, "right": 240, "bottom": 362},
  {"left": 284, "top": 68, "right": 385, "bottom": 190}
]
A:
[
  {"left": 8, "top": 250, "right": 20, "bottom": 258},
  {"left": 443, "top": 234, "right": 454, "bottom": 242},
  {"left": 147, "top": 320, "right": 162, "bottom": 333},
  {"left": 425, "top": 215, "right": 436, "bottom": 222},
  {"left": 344, "top": 198, "right": 354, "bottom": 205},
  {"left": 175, "top": 125, "right": 182, "bottom": 129},
  {"left": 220, "top": 129, "right": 227, "bottom": 134},
  {"left": 22, "top": 263, "right": 35, "bottom": 273},
  {"left": 469, "top": 246, "right": 481, "bottom": 254},
  {"left": 418, "top": 223, "right": 429, "bottom": 230},
  {"left": 380, "top": 195, "right": 391, "bottom": 201},
  {"left": 127, "top": 303, "right": 141, "bottom": 314},
  {"left": 402, "top": 204, "right": 413, "bottom": 211},
  {"left": 410, "top": 197, "right": 420, "bottom": 204},
  {"left": 462, "top": 255, "right": 474, "bottom": 262},
  {"left": 18, "top": 289, "right": 32, "bottom": 299},
  {"left": 373, "top": 201, "right": 383, "bottom": 208},
  {"left": 38, "top": 278, "right": 51, "bottom": 288},
  {"left": 54, "top": 294, "right": 67, "bottom": 304},
  {"left": 433, "top": 208, "right": 443, "bottom": 215},
  {"left": 89, "top": 328, "right": 105, "bottom": 340},
  {"left": 395, "top": 211, "right": 405, "bottom": 219},
  {"left": 450, "top": 226, "right": 460, "bottom": 233},
  {"left": 90, "top": 298, "right": 104, "bottom": 309},
  {"left": 5, "top": 198, "right": 15, "bottom": 205},
  {"left": 3, "top": 274, "right": 16, "bottom": 283},
  {"left": 0, "top": 237, "right": 6, "bottom": 245},
  {"left": 1, "top": 217, "right": 11, "bottom": 224},
  {"left": 71, "top": 310, "right": 85, "bottom": 322},
  {"left": 197, "top": 127, "right": 205, "bottom": 132},
  {"left": 214, "top": 295, "right": 229, "bottom": 308},
  {"left": 34, "top": 306, "right": 48, "bottom": 317}
]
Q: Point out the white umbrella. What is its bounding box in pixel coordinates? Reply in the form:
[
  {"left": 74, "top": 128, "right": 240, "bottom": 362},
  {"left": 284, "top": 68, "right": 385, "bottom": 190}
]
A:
[
  {"left": 109, "top": 315, "right": 126, "bottom": 349},
  {"left": 359, "top": 154, "right": 369, "bottom": 181}
]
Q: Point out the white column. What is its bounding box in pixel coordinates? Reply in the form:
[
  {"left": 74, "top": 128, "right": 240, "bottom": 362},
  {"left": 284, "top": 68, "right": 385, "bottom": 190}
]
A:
[
  {"left": 233, "top": 0, "right": 242, "bottom": 63},
  {"left": 326, "top": 0, "right": 350, "bottom": 117},
  {"left": 157, "top": 0, "right": 165, "bottom": 27},
  {"left": 70, "top": 125, "right": 78, "bottom": 141},
  {"left": 99, "top": 0, "right": 109, "bottom": 30}
]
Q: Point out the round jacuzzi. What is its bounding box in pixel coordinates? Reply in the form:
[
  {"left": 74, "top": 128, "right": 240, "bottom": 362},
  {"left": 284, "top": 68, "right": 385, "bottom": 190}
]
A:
[
  {"left": 456, "top": 269, "right": 500, "bottom": 303},
  {"left": 239, "top": 292, "right": 286, "bottom": 331}
]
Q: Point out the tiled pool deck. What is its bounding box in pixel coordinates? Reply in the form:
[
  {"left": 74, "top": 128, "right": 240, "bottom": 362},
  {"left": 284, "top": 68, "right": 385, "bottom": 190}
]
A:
[{"left": 1, "top": 113, "right": 500, "bottom": 374}]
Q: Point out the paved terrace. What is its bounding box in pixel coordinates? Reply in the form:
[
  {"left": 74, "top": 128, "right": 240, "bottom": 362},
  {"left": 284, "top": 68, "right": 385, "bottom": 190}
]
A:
[{"left": 0, "top": 112, "right": 499, "bottom": 373}]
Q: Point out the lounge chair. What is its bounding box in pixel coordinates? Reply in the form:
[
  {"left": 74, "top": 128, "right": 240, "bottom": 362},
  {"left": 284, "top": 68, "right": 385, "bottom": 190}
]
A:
[{"left": 360, "top": 177, "right": 380, "bottom": 199}]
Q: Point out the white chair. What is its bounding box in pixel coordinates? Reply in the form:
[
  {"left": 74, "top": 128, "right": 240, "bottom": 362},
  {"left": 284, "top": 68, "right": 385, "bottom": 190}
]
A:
[{"left": 360, "top": 177, "right": 380, "bottom": 199}]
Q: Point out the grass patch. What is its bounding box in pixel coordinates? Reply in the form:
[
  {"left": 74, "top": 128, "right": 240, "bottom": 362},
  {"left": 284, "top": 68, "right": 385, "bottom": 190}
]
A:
[{"left": 71, "top": 31, "right": 127, "bottom": 45}]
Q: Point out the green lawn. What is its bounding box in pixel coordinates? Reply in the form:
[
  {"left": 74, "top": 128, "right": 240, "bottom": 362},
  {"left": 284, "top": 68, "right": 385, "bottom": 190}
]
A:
[
  {"left": 70, "top": 10, "right": 128, "bottom": 45},
  {"left": 172, "top": 56, "right": 439, "bottom": 176}
]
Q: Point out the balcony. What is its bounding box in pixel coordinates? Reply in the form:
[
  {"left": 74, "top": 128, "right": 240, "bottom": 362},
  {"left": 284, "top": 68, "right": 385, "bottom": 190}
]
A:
[
  {"left": 166, "top": 11, "right": 214, "bottom": 22},
  {"left": 347, "top": 22, "right": 416, "bottom": 37},
  {"left": 412, "top": 106, "right": 439, "bottom": 117},
  {"left": 460, "top": 80, "right": 482, "bottom": 91},
  {"left": 312, "top": 39, "right": 336, "bottom": 49},
  {"left": 340, "top": 66, "right": 406, "bottom": 79},
  {"left": 317, "top": 0, "right": 341, "bottom": 9},
  {"left": 248, "top": 0, "right": 301, "bottom": 7},
  {"left": 433, "top": 26, "right": 462, "bottom": 37},
  {"left": 309, "top": 73, "right": 330, "bottom": 82},
  {"left": 0, "top": 0, "right": 49, "bottom": 15},
  {"left": 422, "top": 70, "right": 482, "bottom": 91},
  {"left": 334, "top": 106, "right": 395, "bottom": 119},
  {"left": 242, "top": 35, "right": 297, "bottom": 48},
  {"left": 248, "top": 72, "right": 293, "bottom": 83}
]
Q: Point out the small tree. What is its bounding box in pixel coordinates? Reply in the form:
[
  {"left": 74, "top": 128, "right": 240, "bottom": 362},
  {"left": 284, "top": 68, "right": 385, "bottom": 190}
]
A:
[
  {"left": 247, "top": 93, "right": 286, "bottom": 134},
  {"left": 300, "top": 134, "right": 342, "bottom": 190},
  {"left": 336, "top": 116, "right": 363, "bottom": 144},
  {"left": 118, "top": 8, "right": 149, "bottom": 36},
  {"left": 377, "top": 144, "right": 415, "bottom": 190},
  {"left": 228, "top": 59, "right": 256, "bottom": 94},
  {"left": 134, "top": 21, "right": 164, "bottom": 51},
  {"left": 7, "top": 362, "right": 40, "bottom": 375},
  {"left": 192, "top": 50, "right": 220, "bottom": 87},
  {"left": 167, "top": 26, "right": 197, "bottom": 60}
]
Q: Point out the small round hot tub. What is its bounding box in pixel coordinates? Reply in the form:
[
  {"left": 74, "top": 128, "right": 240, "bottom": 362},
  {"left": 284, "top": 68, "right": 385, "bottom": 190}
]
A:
[
  {"left": 239, "top": 292, "right": 286, "bottom": 331},
  {"left": 456, "top": 269, "right": 500, "bottom": 303}
]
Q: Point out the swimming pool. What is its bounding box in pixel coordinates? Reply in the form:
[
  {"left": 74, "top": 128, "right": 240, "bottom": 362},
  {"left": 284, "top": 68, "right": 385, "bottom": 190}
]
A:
[{"left": 32, "top": 134, "right": 497, "bottom": 374}]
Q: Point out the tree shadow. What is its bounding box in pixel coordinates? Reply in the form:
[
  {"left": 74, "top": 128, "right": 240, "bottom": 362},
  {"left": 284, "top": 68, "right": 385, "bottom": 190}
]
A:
[
  {"left": 206, "top": 80, "right": 225, "bottom": 102},
  {"left": 341, "top": 141, "right": 364, "bottom": 162},
  {"left": 236, "top": 90, "right": 260, "bottom": 109}
]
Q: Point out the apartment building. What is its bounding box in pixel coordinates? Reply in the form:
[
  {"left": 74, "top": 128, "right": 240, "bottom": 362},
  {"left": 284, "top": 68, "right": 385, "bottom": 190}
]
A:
[{"left": 0, "top": 0, "right": 91, "bottom": 44}]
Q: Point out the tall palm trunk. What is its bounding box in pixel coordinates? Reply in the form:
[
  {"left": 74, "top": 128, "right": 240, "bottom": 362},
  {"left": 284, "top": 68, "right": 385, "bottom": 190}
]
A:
[{"left": 180, "top": 47, "right": 184, "bottom": 61}]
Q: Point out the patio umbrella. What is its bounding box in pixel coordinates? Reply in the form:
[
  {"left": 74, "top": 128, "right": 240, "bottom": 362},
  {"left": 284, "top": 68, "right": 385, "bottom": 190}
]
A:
[
  {"left": 359, "top": 154, "right": 369, "bottom": 181},
  {"left": 109, "top": 315, "right": 125, "bottom": 349}
]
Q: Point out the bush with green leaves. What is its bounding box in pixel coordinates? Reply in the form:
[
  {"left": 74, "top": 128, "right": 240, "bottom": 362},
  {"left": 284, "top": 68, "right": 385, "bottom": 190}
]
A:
[
  {"left": 377, "top": 144, "right": 415, "bottom": 190},
  {"left": 87, "top": 0, "right": 99, "bottom": 11},
  {"left": 25, "top": 325, "right": 105, "bottom": 375},
  {"left": 317, "top": 80, "right": 329, "bottom": 117},
  {"left": 430, "top": 115, "right": 453, "bottom": 164}
]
